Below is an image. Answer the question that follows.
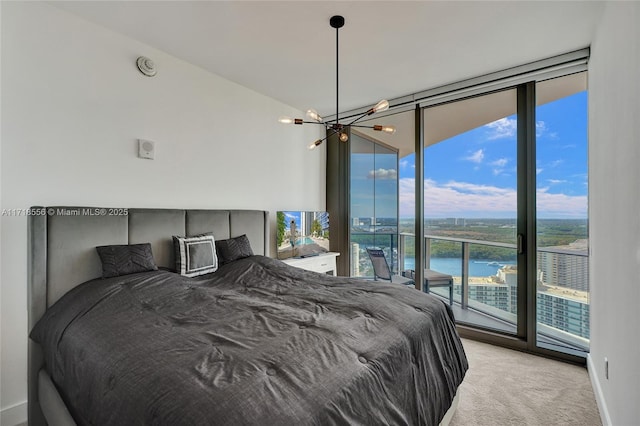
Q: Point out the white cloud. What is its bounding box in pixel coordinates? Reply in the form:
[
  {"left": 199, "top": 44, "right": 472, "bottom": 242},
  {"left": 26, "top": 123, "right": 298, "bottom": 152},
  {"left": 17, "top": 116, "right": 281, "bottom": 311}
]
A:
[
  {"left": 536, "top": 121, "right": 547, "bottom": 138},
  {"left": 398, "top": 178, "right": 587, "bottom": 218},
  {"left": 399, "top": 178, "right": 516, "bottom": 217},
  {"left": 367, "top": 168, "right": 397, "bottom": 180},
  {"left": 465, "top": 149, "right": 485, "bottom": 163},
  {"left": 536, "top": 121, "right": 558, "bottom": 139},
  {"left": 536, "top": 187, "right": 587, "bottom": 217},
  {"left": 485, "top": 119, "right": 559, "bottom": 141},
  {"left": 536, "top": 168, "right": 544, "bottom": 175},
  {"left": 490, "top": 158, "right": 509, "bottom": 175},
  {"left": 400, "top": 159, "right": 416, "bottom": 169},
  {"left": 485, "top": 117, "right": 517, "bottom": 140},
  {"left": 486, "top": 119, "right": 558, "bottom": 141},
  {"left": 547, "top": 179, "right": 567, "bottom": 185}
]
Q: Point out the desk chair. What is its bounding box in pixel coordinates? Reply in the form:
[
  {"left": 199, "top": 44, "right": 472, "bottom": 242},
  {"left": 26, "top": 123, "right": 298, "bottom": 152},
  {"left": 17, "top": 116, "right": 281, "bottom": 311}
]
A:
[{"left": 366, "top": 248, "right": 414, "bottom": 286}]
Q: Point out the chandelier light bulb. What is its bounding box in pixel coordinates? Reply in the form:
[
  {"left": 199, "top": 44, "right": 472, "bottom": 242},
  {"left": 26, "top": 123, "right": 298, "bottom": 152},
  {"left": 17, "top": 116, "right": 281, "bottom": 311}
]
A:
[
  {"left": 306, "top": 109, "right": 323, "bottom": 123},
  {"left": 339, "top": 132, "right": 349, "bottom": 142},
  {"left": 373, "top": 99, "right": 390, "bottom": 113},
  {"left": 278, "top": 116, "right": 294, "bottom": 124},
  {"left": 308, "top": 139, "right": 323, "bottom": 150},
  {"left": 373, "top": 125, "right": 396, "bottom": 134}
]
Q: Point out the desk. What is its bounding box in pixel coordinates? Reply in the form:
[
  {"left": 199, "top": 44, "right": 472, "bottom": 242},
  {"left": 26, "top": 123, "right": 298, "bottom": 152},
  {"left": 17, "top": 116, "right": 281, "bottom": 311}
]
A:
[{"left": 281, "top": 252, "right": 340, "bottom": 276}]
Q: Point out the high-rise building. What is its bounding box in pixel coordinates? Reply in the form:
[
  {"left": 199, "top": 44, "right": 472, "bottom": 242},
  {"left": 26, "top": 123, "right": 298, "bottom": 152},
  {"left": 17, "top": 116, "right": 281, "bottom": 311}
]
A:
[
  {"left": 451, "top": 261, "right": 589, "bottom": 339},
  {"left": 537, "top": 292, "right": 590, "bottom": 339},
  {"left": 351, "top": 243, "right": 360, "bottom": 277},
  {"left": 537, "top": 239, "right": 589, "bottom": 291},
  {"left": 302, "top": 211, "right": 330, "bottom": 236}
]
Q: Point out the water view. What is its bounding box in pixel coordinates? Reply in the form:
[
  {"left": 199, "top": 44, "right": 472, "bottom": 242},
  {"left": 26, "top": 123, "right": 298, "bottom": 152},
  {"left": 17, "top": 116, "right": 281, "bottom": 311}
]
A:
[{"left": 403, "top": 257, "right": 515, "bottom": 278}]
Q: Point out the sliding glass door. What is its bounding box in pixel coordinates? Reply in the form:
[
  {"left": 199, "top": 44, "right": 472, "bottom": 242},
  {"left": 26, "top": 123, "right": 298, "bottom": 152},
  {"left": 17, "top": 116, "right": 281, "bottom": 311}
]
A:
[
  {"left": 418, "top": 74, "right": 589, "bottom": 357},
  {"left": 422, "top": 88, "right": 521, "bottom": 336},
  {"left": 535, "top": 73, "right": 589, "bottom": 355}
]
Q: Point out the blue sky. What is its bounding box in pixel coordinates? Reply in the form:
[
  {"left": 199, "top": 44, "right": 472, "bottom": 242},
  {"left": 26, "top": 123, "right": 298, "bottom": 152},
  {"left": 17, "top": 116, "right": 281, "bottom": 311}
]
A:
[
  {"left": 352, "top": 91, "right": 588, "bottom": 219},
  {"left": 282, "top": 211, "right": 301, "bottom": 231},
  {"left": 351, "top": 148, "right": 398, "bottom": 218}
]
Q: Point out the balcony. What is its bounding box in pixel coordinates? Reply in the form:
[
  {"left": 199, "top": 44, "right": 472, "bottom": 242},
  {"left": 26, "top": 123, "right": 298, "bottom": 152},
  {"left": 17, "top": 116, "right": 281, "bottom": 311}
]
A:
[{"left": 351, "top": 231, "right": 589, "bottom": 354}]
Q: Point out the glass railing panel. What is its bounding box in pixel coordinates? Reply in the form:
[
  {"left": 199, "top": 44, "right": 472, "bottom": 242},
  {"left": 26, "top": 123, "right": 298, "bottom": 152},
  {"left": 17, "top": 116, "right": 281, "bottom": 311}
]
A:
[
  {"left": 422, "top": 233, "right": 589, "bottom": 351},
  {"left": 398, "top": 233, "right": 415, "bottom": 277},
  {"left": 535, "top": 249, "right": 589, "bottom": 352},
  {"left": 350, "top": 232, "right": 397, "bottom": 278},
  {"left": 422, "top": 235, "right": 518, "bottom": 327},
  {"left": 425, "top": 239, "right": 462, "bottom": 303},
  {"left": 464, "top": 244, "right": 518, "bottom": 325}
]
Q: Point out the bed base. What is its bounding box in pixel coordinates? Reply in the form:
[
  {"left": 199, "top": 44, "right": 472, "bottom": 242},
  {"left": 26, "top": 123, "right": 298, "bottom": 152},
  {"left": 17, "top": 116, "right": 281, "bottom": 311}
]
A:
[
  {"left": 38, "top": 370, "right": 76, "bottom": 426},
  {"left": 37, "top": 366, "right": 460, "bottom": 426}
]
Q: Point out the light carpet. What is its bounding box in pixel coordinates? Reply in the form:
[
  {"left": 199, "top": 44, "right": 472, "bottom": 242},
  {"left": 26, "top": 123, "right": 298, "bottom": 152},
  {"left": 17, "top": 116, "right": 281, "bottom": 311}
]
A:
[{"left": 449, "top": 338, "right": 601, "bottom": 426}]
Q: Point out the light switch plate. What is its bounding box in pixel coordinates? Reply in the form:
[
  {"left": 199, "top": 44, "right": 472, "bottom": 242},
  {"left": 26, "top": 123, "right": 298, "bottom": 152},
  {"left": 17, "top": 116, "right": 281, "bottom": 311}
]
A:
[{"left": 138, "top": 139, "right": 155, "bottom": 159}]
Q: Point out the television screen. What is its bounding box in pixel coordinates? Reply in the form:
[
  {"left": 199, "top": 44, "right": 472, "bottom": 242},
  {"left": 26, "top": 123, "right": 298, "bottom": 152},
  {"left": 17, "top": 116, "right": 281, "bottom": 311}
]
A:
[{"left": 277, "top": 211, "right": 329, "bottom": 259}]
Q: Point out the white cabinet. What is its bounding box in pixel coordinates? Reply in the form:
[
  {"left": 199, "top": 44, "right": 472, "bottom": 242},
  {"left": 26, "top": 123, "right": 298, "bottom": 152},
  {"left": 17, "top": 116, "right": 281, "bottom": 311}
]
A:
[{"left": 281, "top": 252, "right": 340, "bottom": 276}]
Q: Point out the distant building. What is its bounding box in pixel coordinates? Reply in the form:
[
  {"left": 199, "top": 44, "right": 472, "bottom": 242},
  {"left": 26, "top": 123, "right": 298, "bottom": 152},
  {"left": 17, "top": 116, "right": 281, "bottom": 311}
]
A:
[
  {"left": 453, "top": 261, "right": 590, "bottom": 339},
  {"left": 315, "top": 211, "right": 330, "bottom": 233},
  {"left": 302, "top": 211, "right": 329, "bottom": 236},
  {"left": 537, "top": 291, "right": 590, "bottom": 339},
  {"left": 351, "top": 243, "right": 360, "bottom": 277},
  {"left": 496, "top": 265, "right": 517, "bottom": 286},
  {"left": 537, "top": 239, "right": 589, "bottom": 291},
  {"left": 463, "top": 283, "right": 515, "bottom": 313}
]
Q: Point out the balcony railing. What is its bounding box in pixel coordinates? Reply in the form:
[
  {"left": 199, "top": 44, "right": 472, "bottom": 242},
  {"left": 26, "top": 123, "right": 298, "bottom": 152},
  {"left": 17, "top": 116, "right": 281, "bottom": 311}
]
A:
[
  {"left": 352, "top": 230, "right": 589, "bottom": 351},
  {"left": 350, "top": 232, "right": 399, "bottom": 278},
  {"left": 402, "top": 233, "right": 518, "bottom": 310}
]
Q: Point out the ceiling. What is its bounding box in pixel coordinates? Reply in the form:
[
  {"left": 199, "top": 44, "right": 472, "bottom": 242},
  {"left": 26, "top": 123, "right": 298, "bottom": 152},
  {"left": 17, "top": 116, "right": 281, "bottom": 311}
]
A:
[{"left": 51, "top": 1, "right": 604, "bottom": 116}]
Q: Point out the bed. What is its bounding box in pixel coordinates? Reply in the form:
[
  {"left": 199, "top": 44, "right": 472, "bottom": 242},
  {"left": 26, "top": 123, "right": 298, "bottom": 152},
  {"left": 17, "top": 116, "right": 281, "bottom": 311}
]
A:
[{"left": 28, "top": 207, "right": 468, "bottom": 426}]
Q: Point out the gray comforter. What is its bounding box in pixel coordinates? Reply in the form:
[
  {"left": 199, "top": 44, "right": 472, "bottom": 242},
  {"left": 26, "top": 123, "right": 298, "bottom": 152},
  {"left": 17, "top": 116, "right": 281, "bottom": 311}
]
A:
[{"left": 31, "top": 255, "right": 468, "bottom": 425}]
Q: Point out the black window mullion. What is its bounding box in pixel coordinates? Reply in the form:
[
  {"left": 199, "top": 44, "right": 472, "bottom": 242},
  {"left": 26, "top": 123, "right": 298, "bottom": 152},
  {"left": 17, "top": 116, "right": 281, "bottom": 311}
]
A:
[{"left": 516, "top": 82, "right": 538, "bottom": 343}]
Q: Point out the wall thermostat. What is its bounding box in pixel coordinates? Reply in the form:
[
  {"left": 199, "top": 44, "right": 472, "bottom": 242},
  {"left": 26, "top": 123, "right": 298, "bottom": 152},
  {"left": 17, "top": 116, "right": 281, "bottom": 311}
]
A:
[{"left": 138, "top": 139, "right": 155, "bottom": 159}]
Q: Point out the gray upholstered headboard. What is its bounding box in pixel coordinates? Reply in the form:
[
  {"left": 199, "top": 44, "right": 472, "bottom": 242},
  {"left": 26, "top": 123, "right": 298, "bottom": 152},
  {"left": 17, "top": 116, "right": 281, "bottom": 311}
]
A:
[{"left": 27, "top": 207, "right": 268, "bottom": 425}]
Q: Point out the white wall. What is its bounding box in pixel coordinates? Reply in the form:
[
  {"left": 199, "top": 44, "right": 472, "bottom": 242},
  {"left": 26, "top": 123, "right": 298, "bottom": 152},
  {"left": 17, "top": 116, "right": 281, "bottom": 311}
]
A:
[
  {"left": 588, "top": 2, "right": 640, "bottom": 425},
  {"left": 0, "top": 2, "right": 324, "bottom": 423}
]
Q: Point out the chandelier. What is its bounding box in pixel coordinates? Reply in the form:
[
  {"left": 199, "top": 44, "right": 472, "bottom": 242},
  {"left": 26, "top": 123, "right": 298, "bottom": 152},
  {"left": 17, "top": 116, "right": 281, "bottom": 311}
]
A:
[{"left": 279, "top": 15, "right": 396, "bottom": 150}]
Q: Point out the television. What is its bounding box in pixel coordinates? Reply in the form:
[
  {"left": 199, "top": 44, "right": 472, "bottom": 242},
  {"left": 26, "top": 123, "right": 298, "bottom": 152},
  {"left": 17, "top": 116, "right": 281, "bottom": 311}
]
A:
[{"left": 276, "top": 211, "right": 330, "bottom": 260}]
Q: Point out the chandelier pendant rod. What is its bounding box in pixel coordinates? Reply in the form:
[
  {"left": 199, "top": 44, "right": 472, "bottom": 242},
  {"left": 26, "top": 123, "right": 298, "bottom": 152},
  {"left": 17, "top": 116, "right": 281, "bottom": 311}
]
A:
[
  {"left": 335, "top": 16, "right": 340, "bottom": 129},
  {"left": 329, "top": 15, "right": 345, "bottom": 132}
]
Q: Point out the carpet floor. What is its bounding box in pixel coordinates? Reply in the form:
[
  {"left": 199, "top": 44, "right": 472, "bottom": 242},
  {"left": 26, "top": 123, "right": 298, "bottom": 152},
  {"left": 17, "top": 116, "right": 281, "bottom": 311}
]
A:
[{"left": 449, "top": 338, "right": 601, "bottom": 426}]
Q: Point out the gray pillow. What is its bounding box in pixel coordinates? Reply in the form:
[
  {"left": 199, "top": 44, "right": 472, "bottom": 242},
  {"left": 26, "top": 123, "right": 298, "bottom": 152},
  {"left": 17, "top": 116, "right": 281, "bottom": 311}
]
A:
[
  {"left": 215, "top": 234, "right": 254, "bottom": 265},
  {"left": 96, "top": 243, "right": 158, "bottom": 278},
  {"left": 173, "top": 234, "right": 218, "bottom": 277}
]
